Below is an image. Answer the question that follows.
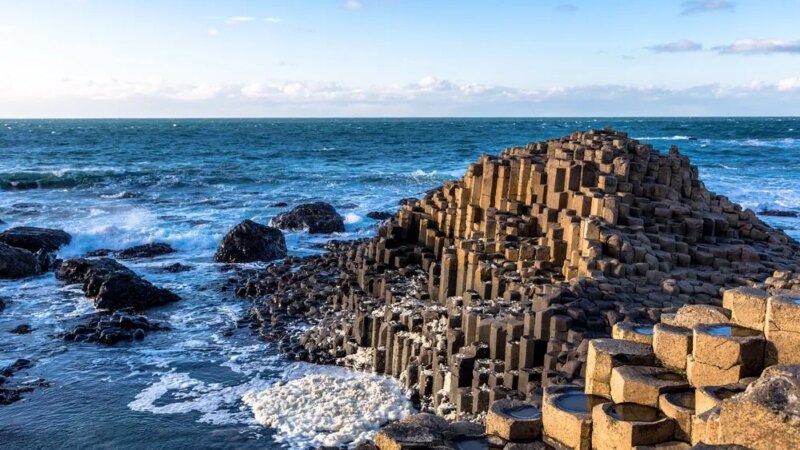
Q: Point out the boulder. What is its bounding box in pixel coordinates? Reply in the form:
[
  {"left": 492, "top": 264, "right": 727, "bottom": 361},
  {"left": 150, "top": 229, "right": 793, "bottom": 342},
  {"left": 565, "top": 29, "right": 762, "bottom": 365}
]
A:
[
  {"left": 117, "top": 243, "right": 175, "bottom": 259},
  {"left": 0, "top": 243, "right": 40, "bottom": 279},
  {"left": 56, "top": 258, "right": 180, "bottom": 311},
  {"left": 0, "top": 226, "right": 71, "bottom": 253},
  {"left": 272, "top": 202, "right": 345, "bottom": 234},
  {"left": 214, "top": 220, "right": 287, "bottom": 263}
]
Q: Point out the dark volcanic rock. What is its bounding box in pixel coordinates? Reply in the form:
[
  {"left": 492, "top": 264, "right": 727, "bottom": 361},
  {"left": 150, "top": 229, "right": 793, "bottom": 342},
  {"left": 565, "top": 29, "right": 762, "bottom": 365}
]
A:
[
  {"left": 0, "top": 359, "right": 42, "bottom": 405},
  {"left": 760, "top": 210, "right": 800, "bottom": 218},
  {"left": 270, "top": 202, "right": 288, "bottom": 208},
  {"left": 272, "top": 202, "right": 345, "bottom": 234},
  {"left": 0, "top": 226, "right": 71, "bottom": 253},
  {"left": 161, "top": 263, "right": 193, "bottom": 273},
  {"left": 0, "top": 243, "right": 40, "bottom": 279},
  {"left": 118, "top": 243, "right": 176, "bottom": 259},
  {"left": 61, "top": 310, "right": 168, "bottom": 345},
  {"left": 214, "top": 220, "right": 287, "bottom": 263},
  {"left": 56, "top": 258, "right": 180, "bottom": 311},
  {"left": 10, "top": 324, "right": 32, "bottom": 334},
  {"left": 367, "top": 211, "right": 393, "bottom": 221}
]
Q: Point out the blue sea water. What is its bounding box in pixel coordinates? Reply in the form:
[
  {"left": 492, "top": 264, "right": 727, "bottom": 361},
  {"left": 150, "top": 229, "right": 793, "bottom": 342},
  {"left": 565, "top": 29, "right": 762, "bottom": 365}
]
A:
[{"left": 0, "top": 118, "right": 798, "bottom": 449}]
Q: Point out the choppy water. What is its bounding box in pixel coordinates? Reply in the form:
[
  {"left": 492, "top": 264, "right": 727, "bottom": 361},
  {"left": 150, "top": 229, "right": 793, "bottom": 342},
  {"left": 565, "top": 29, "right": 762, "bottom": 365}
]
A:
[{"left": 1, "top": 118, "right": 798, "bottom": 449}]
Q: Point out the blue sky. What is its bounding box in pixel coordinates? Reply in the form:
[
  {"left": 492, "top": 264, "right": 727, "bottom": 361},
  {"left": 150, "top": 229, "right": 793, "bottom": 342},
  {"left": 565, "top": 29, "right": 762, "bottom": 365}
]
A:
[{"left": 1, "top": 0, "right": 800, "bottom": 117}]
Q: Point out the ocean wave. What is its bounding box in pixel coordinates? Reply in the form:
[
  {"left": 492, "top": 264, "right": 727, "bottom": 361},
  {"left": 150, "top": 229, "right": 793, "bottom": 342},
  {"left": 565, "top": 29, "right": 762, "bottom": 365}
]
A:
[
  {"left": 343, "top": 212, "right": 361, "bottom": 224},
  {"left": 634, "top": 135, "right": 693, "bottom": 141},
  {"left": 58, "top": 209, "right": 221, "bottom": 257},
  {"left": 0, "top": 168, "right": 124, "bottom": 190},
  {"left": 720, "top": 138, "right": 799, "bottom": 148}
]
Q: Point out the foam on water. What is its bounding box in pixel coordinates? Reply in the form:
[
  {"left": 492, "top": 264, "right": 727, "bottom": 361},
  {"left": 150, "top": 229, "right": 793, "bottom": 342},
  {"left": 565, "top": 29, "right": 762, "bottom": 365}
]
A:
[{"left": 243, "top": 368, "right": 414, "bottom": 449}]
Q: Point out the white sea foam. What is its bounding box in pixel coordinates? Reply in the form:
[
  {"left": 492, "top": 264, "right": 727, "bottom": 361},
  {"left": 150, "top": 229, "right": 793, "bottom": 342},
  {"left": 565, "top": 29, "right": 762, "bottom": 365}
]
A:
[
  {"left": 242, "top": 371, "right": 414, "bottom": 449},
  {"left": 344, "top": 212, "right": 361, "bottom": 224},
  {"left": 128, "top": 371, "right": 274, "bottom": 426},
  {"left": 634, "top": 135, "right": 692, "bottom": 140}
]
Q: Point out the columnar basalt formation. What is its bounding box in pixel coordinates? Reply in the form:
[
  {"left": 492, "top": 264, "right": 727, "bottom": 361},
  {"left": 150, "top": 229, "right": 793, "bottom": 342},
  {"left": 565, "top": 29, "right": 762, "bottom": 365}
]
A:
[{"left": 233, "top": 129, "right": 800, "bottom": 448}]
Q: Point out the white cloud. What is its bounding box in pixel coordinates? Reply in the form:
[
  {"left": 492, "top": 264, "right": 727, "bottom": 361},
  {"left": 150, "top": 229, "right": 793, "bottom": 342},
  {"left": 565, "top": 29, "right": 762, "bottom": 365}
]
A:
[
  {"left": 647, "top": 40, "right": 703, "bottom": 53},
  {"left": 226, "top": 16, "right": 255, "bottom": 25},
  {"left": 5, "top": 76, "right": 800, "bottom": 117},
  {"left": 777, "top": 77, "right": 800, "bottom": 91},
  {"left": 207, "top": 28, "right": 220, "bottom": 37},
  {"left": 680, "top": 0, "right": 736, "bottom": 15},
  {"left": 264, "top": 17, "right": 284, "bottom": 23},
  {"left": 345, "top": 0, "right": 364, "bottom": 10},
  {"left": 715, "top": 39, "right": 800, "bottom": 54}
]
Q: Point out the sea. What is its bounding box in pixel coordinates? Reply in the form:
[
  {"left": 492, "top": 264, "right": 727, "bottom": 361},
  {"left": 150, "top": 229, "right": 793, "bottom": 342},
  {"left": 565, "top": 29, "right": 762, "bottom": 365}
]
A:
[{"left": 1, "top": 118, "right": 798, "bottom": 449}]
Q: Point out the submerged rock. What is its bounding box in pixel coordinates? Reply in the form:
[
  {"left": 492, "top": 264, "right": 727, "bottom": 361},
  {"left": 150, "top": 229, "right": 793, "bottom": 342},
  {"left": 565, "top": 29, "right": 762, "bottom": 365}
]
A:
[
  {"left": 117, "top": 243, "right": 176, "bottom": 259},
  {"left": 161, "top": 263, "right": 193, "bottom": 273},
  {"left": 55, "top": 258, "right": 180, "bottom": 311},
  {"left": 366, "top": 211, "right": 393, "bottom": 221},
  {"left": 10, "top": 324, "right": 32, "bottom": 334},
  {"left": 0, "top": 226, "right": 71, "bottom": 253},
  {"left": 272, "top": 202, "right": 345, "bottom": 234},
  {"left": 0, "top": 358, "right": 43, "bottom": 405},
  {"left": 214, "top": 219, "right": 287, "bottom": 263},
  {"left": 760, "top": 210, "right": 800, "bottom": 218}
]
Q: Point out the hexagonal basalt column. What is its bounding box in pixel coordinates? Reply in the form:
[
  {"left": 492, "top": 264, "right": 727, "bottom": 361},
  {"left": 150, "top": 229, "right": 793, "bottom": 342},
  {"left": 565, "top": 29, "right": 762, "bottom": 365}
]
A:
[
  {"left": 591, "top": 402, "right": 675, "bottom": 450},
  {"left": 653, "top": 324, "right": 692, "bottom": 372},
  {"left": 542, "top": 386, "right": 606, "bottom": 450},
  {"left": 658, "top": 391, "right": 695, "bottom": 442},
  {"left": 722, "top": 286, "right": 768, "bottom": 331},
  {"left": 612, "top": 322, "right": 655, "bottom": 346},
  {"left": 610, "top": 366, "right": 689, "bottom": 407},
  {"left": 586, "top": 339, "right": 655, "bottom": 398},
  {"left": 694, "top": 384, "right": 747, "bottom": 415},
  {"left": 485, "top": 398, "right": 542, "bottom": 442},
  {"left": 765, "top": 294, "right": 800, "bottom": 365},
  {"left": 689, "top": 324, "right": 765, "bottom": 387}
]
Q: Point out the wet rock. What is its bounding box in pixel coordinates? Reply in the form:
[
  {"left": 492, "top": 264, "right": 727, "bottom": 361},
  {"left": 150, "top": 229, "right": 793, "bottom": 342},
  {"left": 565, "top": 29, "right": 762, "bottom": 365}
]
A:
[
  {"left": 270, "top": 202, "right": 288, "bottom": 208},
  {"left": 0, "top": 226, "right": 71, "bottom": 253},
  {"left": 62, "top": 311, "right": 168, "bottom": 345},
  {"left": 10, "top": 324, "right": 32, "bottom": 334},
  {"left": 214, "top": 220, "right": 287, "bottom": 263},
  {"left": 367, "top": 211, "right": 393, "bottom": 221},
  {"left": 759, "top": 210, "right": 800, "bottom": 218},
  {"left": 86, "top": 249, "right": 113, "bottom": 257},
  {"left": 272, "top": 202, "right": 345, "bottom": 234},
  {"left": 118, "top": 243, "right": 175, "bottom": 259},
  {"left": 0, "top": 298, "right": 5, "bottom": 312},
  {"left": 0, "top": 359, "right": 42, "bottom": 405},
  {"left": 56, "top": 258, "right": 180, "bottom": 311},
  {"left": 0, "top": 243, "right": 40, "bottom": 279},
  {"left": 161, "top": 263, "right": 193, "bottom": 273},
  {"left": 0, "top": 219, "right": 6, "bottom": 225}
]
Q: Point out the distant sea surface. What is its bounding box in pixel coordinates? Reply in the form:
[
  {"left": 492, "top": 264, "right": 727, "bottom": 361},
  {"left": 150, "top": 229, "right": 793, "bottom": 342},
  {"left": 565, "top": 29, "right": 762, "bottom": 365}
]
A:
[{"left": 1, "top": 118, "right": 798, "bottom": 449}]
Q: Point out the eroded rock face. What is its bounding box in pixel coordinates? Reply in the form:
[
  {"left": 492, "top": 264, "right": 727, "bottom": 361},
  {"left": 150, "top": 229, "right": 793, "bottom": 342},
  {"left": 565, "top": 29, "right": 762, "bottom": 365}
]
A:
[
  {"left": 0, "top": 243, "right": 40, "bottom": 279},
  {"left": 55, "top": 258, "right": 180, "bottom": 311},
  {"left": 0, "top": 226, "right": 71, "bottom": 253},
  {"left": 117, "top": 243, "right": 175, "bottom": 259},
  {"left": 214, "top": 220, "right": 287, "bottom": 263},
  {"left": 272, "top": 202, "right": 345, "bottom": 234}
]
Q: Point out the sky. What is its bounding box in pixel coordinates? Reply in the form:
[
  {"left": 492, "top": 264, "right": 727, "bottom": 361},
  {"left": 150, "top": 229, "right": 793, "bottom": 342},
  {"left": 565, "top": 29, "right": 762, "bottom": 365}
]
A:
[{"left": 1, "top": 0, "right": 800, "bottom": 117}]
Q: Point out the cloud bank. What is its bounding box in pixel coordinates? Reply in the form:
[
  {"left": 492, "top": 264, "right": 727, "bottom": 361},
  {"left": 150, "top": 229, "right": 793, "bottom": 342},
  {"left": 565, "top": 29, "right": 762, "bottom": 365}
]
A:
[
  {"left": 715, "top": 39, "right": 800, "bottom": 54},
  {"left": 647, "top": 40, "right": 703, "bottom": 53},
  {"left": 3, "top": 76, "right": 800, "bottom": 117}
]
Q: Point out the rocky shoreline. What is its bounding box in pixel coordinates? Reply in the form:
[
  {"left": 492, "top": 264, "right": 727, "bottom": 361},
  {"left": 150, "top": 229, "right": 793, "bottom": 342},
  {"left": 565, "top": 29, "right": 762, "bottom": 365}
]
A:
[
  {"left": 230, "top": 129, "right": 800, "bottom": 449},
  {"left": 2, "top": 128, "right": 800, "bottom": 448}
]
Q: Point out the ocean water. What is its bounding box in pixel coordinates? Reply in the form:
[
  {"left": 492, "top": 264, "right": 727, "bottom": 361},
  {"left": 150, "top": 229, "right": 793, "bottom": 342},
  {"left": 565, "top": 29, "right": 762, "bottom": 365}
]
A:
[{"left": 1, "top": 118, "right": 798, "bottom": 449}]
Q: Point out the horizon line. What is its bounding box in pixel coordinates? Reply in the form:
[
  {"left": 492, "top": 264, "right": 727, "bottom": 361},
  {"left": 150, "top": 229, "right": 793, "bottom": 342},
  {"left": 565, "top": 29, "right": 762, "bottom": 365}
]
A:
[{"left": 3, "top": 115, "right": 800, "bottom": 120}]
